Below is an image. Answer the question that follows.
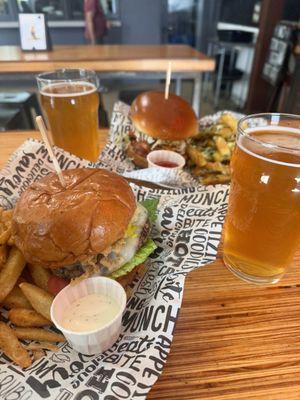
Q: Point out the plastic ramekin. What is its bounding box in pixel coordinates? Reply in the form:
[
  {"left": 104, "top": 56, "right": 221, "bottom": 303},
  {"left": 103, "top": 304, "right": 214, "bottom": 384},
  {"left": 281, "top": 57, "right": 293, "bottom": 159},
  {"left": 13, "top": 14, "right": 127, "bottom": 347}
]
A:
[
  {"left": 50, "top": 277, "right": 126, "bottom": 355},
  {"left": 147, "top": 150, "right": 185, "bottom": 170}
]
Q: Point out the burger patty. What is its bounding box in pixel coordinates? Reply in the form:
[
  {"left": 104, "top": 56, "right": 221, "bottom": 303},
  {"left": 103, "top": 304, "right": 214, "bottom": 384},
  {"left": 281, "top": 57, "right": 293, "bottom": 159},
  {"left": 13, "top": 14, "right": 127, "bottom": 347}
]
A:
[{"left": 53, "top": 219, "right": 151, "bottom": 280}]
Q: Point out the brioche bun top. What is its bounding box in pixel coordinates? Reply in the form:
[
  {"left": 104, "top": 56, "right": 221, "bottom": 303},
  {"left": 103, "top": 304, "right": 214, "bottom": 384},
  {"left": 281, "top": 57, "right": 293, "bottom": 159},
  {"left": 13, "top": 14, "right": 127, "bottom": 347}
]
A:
[
  {"left": 131, "top": 91, "right": 198, "bottom": 141},
  {"left": 12, "top": 168, "right": 136, "bottom": 268}
]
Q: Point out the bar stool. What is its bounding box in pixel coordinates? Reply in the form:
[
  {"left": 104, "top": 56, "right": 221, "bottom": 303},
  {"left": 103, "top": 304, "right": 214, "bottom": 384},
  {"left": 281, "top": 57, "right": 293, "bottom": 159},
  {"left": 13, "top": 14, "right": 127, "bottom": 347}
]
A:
[
  {"left": 203, "top": 39, "right": 253, "bottom": 108},
  {"left": 0, "top": 108, "right": 24, "bottom": 131},
  {"left": 0, "top": 92, "right": 41, "bottom": 130}
]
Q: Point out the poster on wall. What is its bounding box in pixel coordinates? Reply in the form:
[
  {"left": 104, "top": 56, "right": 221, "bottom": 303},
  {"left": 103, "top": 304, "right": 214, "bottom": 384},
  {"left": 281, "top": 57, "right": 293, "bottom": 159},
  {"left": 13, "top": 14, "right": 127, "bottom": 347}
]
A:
[{"left": 18, "top": 13, "right": 52, "bottom": 51}]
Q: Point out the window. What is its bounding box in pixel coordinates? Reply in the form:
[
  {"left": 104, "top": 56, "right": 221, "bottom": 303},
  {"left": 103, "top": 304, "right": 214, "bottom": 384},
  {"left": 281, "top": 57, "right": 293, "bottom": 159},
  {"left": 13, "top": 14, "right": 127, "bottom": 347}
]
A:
[
  {"left": 0, "top": 0, "right": 120, "bottom": 22},
  {"left": 0, "top": 0, "right": 9, "bottom": 16},
  {"left": 102, "top": 0, "right": 118, "bottom": 15},
  {"left": 17, "top": 0, "right": 67, "bottom": 20},
  {"left": 70, "top": 0, "right": 119, "bottom": 20},
  {"left": 70, "top": 0, "right": 83, "bottom": 20}
]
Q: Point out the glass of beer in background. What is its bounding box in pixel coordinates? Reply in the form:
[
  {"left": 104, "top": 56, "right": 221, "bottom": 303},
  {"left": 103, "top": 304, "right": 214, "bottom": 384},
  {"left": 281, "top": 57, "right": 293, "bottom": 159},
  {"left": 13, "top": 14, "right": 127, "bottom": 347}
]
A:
[
  {"left": 223, "top": 113, "right": 300, "bottom": 284},
  {"left": 37, "top": 69, "right": 99, "bottom": 162}
]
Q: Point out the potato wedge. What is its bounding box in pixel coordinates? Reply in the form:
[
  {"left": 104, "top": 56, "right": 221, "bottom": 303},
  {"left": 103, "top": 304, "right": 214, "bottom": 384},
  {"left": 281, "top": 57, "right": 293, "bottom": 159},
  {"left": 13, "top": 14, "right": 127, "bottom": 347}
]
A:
[
  {"left": 7, "top": 236, "right": 15, "bottom": 246},
  {"left": 14, "top": 327, "right": 65, "bottom": 343},
  {"left": 32, "top": 349, "right": 45, "bottom": 361},
  {"left": 0, "top": 226, "right": 11, "bottom": 245},
  {"left": 28, "top": 264, "right": 51, "bottom": 293},
  {"left": 0, "top": 322, "right": 31, "bottom": 368},
  {"left": 0, "top": 245, "right": 7, "bottom": 267},
  {"left": 0, "top": 247, "right": 26, "bottom": 303},
  {"left": 19, "top": 282, "right": 54, "bottom": 320},
  {"left": 2, "top": 209, "right": 13, "bottom": 222},
  {"left": 3, "top": 286, "right": 32, "bottom": 309},
  {"left": 8, "top": 308, "right": 50, "bottom": 327},
  {"left": 25, "top": 342, "right": 59, "bottom": 352}
]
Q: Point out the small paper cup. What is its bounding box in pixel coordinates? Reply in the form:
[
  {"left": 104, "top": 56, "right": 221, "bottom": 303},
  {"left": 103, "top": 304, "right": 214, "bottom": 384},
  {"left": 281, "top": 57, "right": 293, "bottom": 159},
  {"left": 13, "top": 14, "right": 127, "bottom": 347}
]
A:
[
  {"left": 50, "top": 277, "right": 126, "bottom": 355},
  {"left": 147, "top": 150, "right": 185, "bottom": 170}
]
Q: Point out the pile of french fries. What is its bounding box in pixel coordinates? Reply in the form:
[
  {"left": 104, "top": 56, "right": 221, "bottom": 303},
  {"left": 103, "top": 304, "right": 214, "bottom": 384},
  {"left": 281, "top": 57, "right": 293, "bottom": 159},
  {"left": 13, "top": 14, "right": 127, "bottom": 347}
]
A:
[
  {"left": 187, "top": 113, "right": 238, "bottom": 185},
  {"left": 0, "top": 208, "right": 65, "bottom": 368}
]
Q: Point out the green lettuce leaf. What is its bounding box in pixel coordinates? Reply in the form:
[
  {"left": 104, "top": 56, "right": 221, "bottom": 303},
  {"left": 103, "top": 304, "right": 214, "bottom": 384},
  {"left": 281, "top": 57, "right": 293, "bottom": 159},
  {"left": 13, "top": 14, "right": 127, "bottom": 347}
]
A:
[
  {"left": 110, "top": 239, "right": 157, "bottom": 279},
  {"left": 140, "top": 198, "right": 159, "bottom": 224}
]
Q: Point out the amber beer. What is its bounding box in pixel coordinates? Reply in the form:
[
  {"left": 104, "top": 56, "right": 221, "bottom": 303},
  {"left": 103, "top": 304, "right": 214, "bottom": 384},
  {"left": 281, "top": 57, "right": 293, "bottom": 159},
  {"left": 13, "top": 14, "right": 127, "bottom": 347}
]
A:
[
  {"left": 37, "top": 69, "right": 99, "bottom": 162},
  {"left": 223, "top": 114, "right": 300, "bottom": 284}
]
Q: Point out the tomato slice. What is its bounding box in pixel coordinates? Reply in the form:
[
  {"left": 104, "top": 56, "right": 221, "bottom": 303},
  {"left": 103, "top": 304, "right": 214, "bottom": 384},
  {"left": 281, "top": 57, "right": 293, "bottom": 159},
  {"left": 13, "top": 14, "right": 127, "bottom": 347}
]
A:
[{"left": 48, "top": 276, "right": 70, "bottom": 296}]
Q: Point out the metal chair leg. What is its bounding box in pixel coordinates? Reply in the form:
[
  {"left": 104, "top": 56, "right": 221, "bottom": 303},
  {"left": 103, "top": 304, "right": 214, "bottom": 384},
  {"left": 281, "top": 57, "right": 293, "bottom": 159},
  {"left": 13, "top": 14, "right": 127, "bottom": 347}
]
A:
[{"left": 214, "top": 47, "right": 226, "bottom": 109}]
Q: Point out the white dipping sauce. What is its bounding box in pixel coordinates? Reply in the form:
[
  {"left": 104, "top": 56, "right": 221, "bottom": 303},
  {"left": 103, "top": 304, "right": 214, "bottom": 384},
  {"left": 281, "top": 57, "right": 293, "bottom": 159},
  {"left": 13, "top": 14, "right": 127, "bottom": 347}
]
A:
[{"left": 61, "top": 293, "right": 120, "bottom": 332}]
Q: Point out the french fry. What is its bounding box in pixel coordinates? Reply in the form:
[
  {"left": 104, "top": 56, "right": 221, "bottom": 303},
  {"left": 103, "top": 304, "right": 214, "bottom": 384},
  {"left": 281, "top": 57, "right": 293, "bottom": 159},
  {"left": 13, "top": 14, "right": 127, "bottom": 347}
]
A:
[
  {"left": 2, "top": 209, "right": 13, "bottom": 221},
  {"left": 3, "top": 286, "right": 32, "bottom": 309},
  {"left": 0, "top": 226, "right": 11, "bottom": 245},
  {"left": 206, "top": 162, "right": 230, "bottom": 175},
  {"left": 214, "top": 136, "right": 231, "bottom": 158},
  {"left": 19, "top": 282, "right": 54, "bottom": 320},
  {"left": 32, "top": 349, "right": 45, "bottom": 361},
  {"left": 28, "top": 264, "right": 51, "bottom": 292},
  {"left": 14, "top": 327, "right": 65, "bottom": 342},
  {"left": 187, "top": 145, "right": 207, "bottom": 167},
  {"left": 0, "top": 245, "right": 7, "bottom": 267},
  {"left": 218, "top": 127, "right": 233, "bottom": 139},
  {"left": 7, "top": 236, "right": 15, "bottom": 246},
  {"left": 0, "top": 209, "right": 13, "bottom": 245},
  {"left": 0, "top": 322, "right": 32, "bottom": 368},
  {"left": 0, "top": 247, "right": 26, "bottom": 303},
  {"left": 8, "top": 308, "right": 51, "bottom": 327},
  {"left": 24, "top": 342, "right": 59, "bottom": 352},
  {"left": 202, "top": 174, "right": 231, "bottom": 185},
  {"left": 219, "top": 113, "right": 238, "bottom": 132}
]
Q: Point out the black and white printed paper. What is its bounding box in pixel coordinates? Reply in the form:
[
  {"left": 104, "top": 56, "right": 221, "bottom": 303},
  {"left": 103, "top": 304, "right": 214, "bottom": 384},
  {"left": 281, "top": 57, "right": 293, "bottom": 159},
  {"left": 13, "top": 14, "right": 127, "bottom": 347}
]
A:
[{"left": 0, "top": 137, "right": 229, "bottom": 400}]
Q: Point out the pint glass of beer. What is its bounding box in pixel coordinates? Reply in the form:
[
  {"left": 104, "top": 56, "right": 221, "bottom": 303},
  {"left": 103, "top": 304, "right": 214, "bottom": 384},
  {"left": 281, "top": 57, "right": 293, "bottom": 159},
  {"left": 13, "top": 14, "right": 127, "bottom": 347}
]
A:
[
  {"left": 223, "top": 113, "right": 300, "bottom": 284},
  {"left": 37, "top": 69, "right": 99, "bottom": 162}
]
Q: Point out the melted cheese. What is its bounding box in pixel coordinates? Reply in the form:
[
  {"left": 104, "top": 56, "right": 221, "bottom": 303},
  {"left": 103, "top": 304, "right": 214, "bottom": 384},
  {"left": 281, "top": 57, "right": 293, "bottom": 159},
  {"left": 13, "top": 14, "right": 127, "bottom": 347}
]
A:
[{"left": 101, "top": 203, "right": 148, "bottom": 272}]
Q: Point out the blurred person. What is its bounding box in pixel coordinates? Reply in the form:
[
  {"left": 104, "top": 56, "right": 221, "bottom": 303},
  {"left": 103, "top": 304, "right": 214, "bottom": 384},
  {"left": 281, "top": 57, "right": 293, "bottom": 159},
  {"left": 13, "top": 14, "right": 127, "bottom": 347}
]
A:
[{"left": 84, "top": 0, "right": 108, "bottom": 44}]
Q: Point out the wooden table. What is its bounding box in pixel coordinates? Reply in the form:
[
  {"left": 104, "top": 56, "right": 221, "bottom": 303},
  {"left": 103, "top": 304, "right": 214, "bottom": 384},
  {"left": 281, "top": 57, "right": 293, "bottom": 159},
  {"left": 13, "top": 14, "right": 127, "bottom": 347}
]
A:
[
  {"left": 2, "top": 131, "right": 300, "bottom": 399},
  {"left": 0, "top": 45, "right": 215, "bottom": 116},
  {"left": 0, "top": 45, "right": 214, "bottom": 73}
]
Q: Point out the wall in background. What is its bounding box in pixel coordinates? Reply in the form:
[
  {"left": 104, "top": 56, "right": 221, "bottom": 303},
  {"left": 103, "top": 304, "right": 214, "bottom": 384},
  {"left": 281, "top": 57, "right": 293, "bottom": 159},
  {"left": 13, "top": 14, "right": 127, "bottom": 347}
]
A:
[{"left": 119, "top": 0, "right": 167, "bottom": 44}]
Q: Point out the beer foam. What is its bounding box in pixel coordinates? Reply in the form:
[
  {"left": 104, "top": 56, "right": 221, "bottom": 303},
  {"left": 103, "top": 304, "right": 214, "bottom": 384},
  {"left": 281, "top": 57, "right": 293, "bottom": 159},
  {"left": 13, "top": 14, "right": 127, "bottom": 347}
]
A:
[
  {"left": 238, "top": 126, "right": 300, "bottom": 168},
  {"left": 40, "top": 82, "right": 97, "bottom": 97}
]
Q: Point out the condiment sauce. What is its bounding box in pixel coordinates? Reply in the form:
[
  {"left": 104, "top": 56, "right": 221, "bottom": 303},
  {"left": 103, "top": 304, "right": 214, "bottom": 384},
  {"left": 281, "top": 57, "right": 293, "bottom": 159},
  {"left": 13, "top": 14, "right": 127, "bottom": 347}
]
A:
[
  {"left": 154, "top": 161, "right": 179, "bottom": 168},
  {"left": 61, "top": 293, "right": 119, "bottom": 332}
]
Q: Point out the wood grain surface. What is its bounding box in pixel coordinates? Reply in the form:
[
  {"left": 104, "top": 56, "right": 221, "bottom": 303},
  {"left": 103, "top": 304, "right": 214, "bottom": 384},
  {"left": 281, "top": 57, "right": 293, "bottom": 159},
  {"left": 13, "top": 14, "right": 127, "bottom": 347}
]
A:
[
  {"left": 0, "top": 130, "right": 108, "bottom": 168},
  {"left": 0, "top": 45, "right": 215, "bottom": 73},
  {"left": 1, "top": 131, "right": 300, "bottom": 399}
]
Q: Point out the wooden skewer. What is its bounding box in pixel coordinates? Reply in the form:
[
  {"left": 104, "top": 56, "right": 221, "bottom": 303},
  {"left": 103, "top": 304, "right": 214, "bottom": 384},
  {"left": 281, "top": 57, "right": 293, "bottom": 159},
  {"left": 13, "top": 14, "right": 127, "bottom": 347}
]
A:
[
  {"left": 164, "top": 61, "right": 172, "bottom": 100},
  {"left": 35, "top": 116, "right": 66, "bottom": 188}
]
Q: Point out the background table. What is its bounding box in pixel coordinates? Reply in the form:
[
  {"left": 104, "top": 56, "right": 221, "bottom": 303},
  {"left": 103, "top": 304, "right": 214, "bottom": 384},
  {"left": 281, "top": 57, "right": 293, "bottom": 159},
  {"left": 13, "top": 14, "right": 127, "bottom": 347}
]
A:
[
  {"left": 0, "top": 45, "right": 215, "bottom": 116},
  {"left": 1, "top": 131, "right": 300, "bottom": 399}
]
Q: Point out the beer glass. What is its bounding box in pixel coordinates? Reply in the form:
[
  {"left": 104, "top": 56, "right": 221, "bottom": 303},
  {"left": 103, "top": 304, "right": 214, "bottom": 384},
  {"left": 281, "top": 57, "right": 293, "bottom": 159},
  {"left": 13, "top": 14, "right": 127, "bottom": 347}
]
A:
[
  {"left": 37, "top": 69, "right": 99, "bottom": 162},
  {"left": 223, "top": 113, "right": 300, "bottom": 284}
]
